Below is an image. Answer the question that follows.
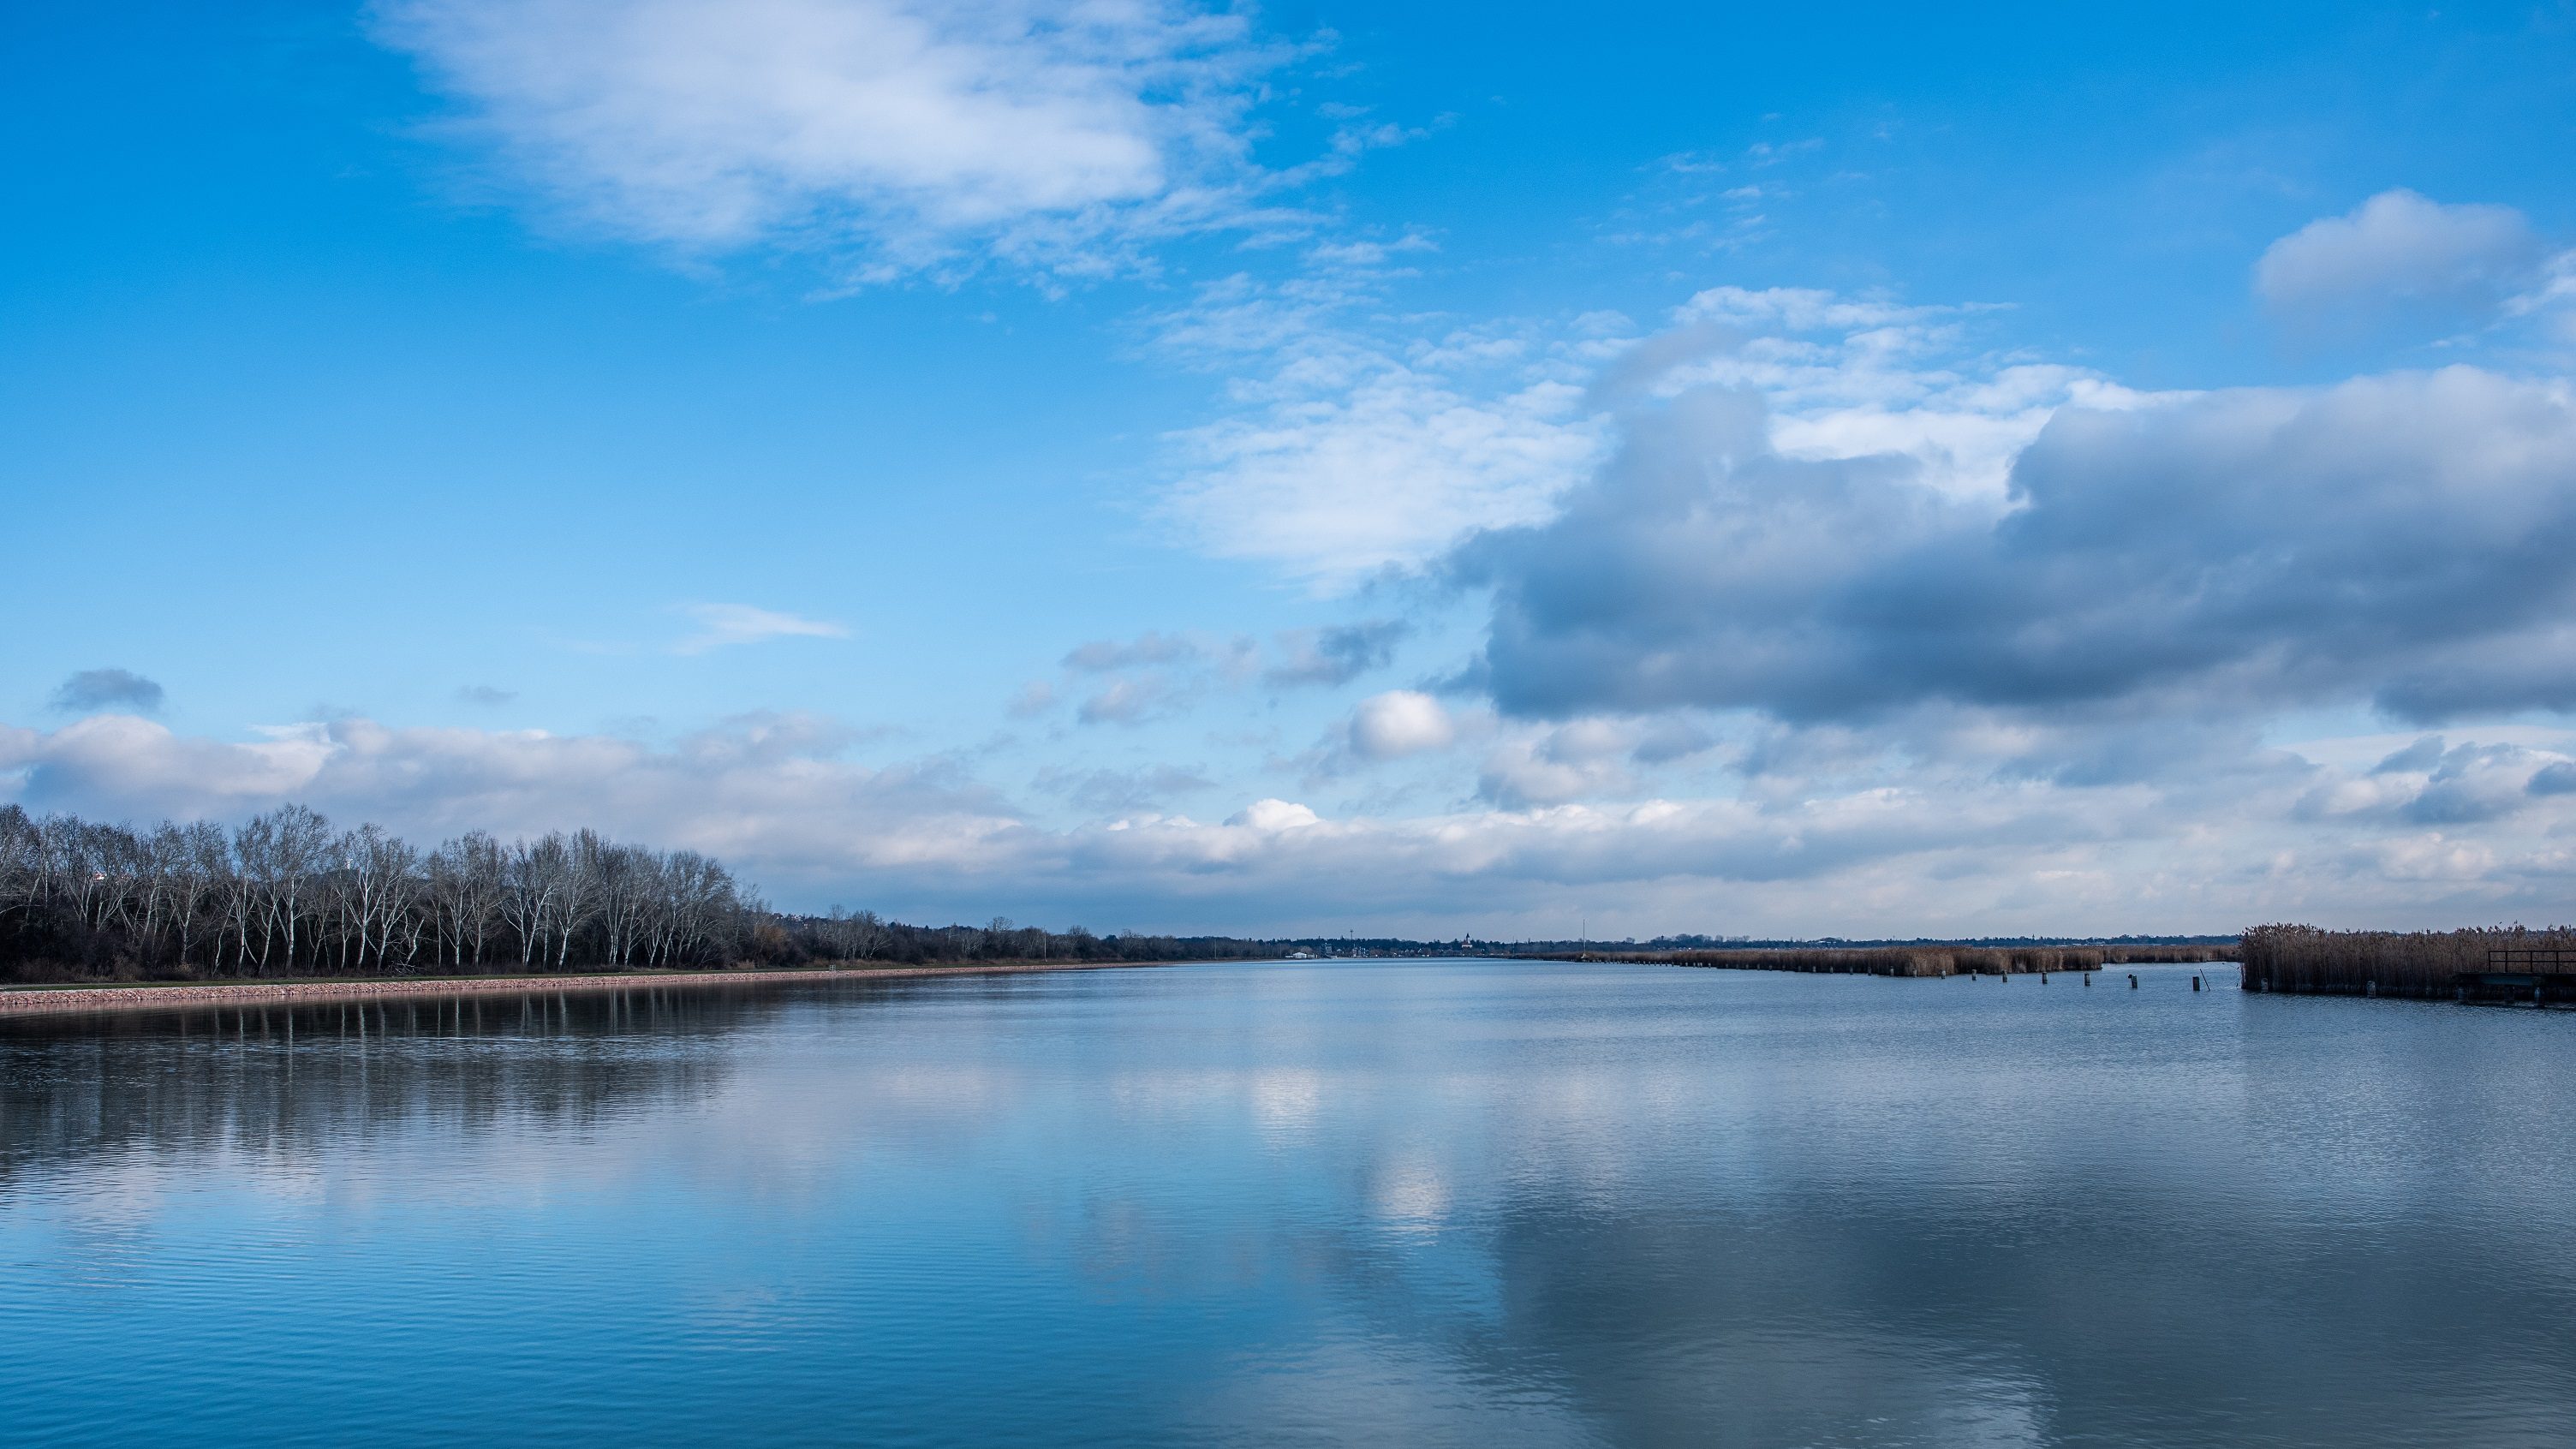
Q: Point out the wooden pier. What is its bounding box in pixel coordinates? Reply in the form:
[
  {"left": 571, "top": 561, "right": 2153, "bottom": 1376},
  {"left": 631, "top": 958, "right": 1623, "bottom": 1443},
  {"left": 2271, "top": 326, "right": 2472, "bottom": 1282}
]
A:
[{"left": 2453, "top": 949, "right": 2576, "bottom": 1005}]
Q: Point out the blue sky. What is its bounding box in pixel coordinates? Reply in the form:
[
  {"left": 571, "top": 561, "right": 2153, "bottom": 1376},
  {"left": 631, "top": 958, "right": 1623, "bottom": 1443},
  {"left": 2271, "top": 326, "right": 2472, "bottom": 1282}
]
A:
[{"left": 9, "top": 0, "right": 2576, "bottom": 936}]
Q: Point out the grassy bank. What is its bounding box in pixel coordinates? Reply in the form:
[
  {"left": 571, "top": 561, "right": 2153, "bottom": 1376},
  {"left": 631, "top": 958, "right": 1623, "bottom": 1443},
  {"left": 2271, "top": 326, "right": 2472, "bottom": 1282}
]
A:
[
  {"left": 0, "top": 959, "right": 1173, "bottom": 1017},
  {"left": 2241, "top": 924, "right": 2576, "bottom": 1001}
]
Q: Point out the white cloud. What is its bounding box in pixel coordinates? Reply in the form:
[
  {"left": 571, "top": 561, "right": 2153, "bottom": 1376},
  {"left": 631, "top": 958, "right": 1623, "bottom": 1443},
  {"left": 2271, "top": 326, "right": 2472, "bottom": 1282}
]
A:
[
  {"left": 1150, "top": 271, "right": 1613, "bottom": 587},
  {"left": 2256, "top": 189, "right": 2550, "bottom": 331},
  {"left": 1660, "top": 286, "right": 2161, "bottom": 503},
  {"left": 1459, "top": 365, "right": 2576, "bottom": 729},
  {"left": 1348, "top": 691, "right": 1456, "bottom": 760},
  {"left": 672, "top": 602, "right": 850, "bottom": 653},
  {"left": 1477, "top": 748, "right": 1619, "bottom": 809},
  {"left": 1, "top": 711, "right": 1018, "bottom": 880},
  {"left": 12, "top": 712, "right": 2576, "bottom": 935},
  {"left": 1147, "top": 271, "right": 1618, "bottom": 588},
  {"left": 1166, "top": 367, "right": 1604, "bottom": 588},
  {"left": 377, "top": 0, "right": 1293, "bottom": 280},
  {"left": 1225, "top": 797, "right": 1321, "bottom": 831},
  {"left": 1152, "top": 280, "right": 2159, "bottom": 591}
]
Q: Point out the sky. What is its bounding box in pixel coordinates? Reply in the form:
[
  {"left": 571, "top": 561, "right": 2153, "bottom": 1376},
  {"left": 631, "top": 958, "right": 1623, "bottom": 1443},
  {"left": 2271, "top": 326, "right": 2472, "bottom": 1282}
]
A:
[{"left": 9, "top": 0, "right": 2576, "bottom": 939}]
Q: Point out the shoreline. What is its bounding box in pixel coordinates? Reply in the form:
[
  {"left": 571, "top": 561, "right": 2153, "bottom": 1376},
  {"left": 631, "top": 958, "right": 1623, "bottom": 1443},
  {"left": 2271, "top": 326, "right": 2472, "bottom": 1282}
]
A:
[{"left": 0, "top": 960, "right": 1183, "bottom": 1017}]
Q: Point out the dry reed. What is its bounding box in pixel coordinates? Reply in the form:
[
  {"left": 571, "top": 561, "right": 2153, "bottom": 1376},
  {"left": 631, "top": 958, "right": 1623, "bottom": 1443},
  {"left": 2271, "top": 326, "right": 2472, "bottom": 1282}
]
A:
[
  {"left": 1554, "top": 945, "right": 2139, "bottom": 977},
  {"left": 2240, "top": 923, "right": 2576, "bottom": 1000}
]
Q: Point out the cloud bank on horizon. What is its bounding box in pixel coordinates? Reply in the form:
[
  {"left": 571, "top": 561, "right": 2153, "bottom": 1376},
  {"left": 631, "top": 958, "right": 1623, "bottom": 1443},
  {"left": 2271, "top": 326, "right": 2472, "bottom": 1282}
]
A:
[{"left": 10, "top": 1, "right": 2576, "bottom": 937}]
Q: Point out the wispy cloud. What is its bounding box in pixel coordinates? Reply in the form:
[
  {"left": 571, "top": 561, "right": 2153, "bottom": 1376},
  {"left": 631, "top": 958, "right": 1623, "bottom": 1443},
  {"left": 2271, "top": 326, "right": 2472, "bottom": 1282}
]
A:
[
  {"left": 1035, "top": 762, "right": 1213, "bottom": 814},
  {"left": 1150, "top": 277, "right": 2139, "bottom": 591},
  {"left": 1047, "top": 629, "right": 1257, "bottom": 726},
  {"left": 671, "top": 603, "right": 850, "bottom": 655},
  {"left": 1063, "top": 630, "right": 1206, "bottom": 673},
  {"left": 375, "top": 0, "right": 1317, "bottom": 283},
  {"left": 1266, "top": 620, "right": 1408, "bottom": 688},
  {"left": 1148, "top": 274, "right": 1614, "bottom": 590}
]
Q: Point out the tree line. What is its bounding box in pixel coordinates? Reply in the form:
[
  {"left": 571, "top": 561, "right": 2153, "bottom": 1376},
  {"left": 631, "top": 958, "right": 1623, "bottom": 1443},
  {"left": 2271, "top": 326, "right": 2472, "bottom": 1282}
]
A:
[
  {"left": 19, "top": 801, "right": 2218, "bottom": 984},
  {"left": 782, "top": 911, "right": 1283, "bottom": 969},
  {"left": 1, "top": 804, "right": 754, "bottom": 981},
  {"left": 0, "top": 804, "right": 1287, "bottom": 984}
]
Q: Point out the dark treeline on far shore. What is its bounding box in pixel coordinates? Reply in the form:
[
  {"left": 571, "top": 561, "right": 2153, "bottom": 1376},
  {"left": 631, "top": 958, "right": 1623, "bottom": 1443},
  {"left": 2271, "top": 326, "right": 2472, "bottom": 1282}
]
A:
[
  {"left": 0, "top": 804, "right": 1282, "bottom": 985},
  {"left": 788, "top": 913, "right": 1281, "bottom": 969},
  {"left": 1488, "top": 933, "right": 2239, "bottom": 951},
  {"left": 1, "top": 804, "right": 756, "bottom": 982},
  {"left": 4, "top": 801, "right": 2249, "bottom": 987}
]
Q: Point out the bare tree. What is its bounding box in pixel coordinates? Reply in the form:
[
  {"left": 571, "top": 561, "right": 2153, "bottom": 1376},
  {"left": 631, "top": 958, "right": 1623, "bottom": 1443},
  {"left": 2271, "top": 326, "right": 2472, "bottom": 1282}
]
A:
[{"left": 427, "top": 832, "right": 504, "bottom": 969}]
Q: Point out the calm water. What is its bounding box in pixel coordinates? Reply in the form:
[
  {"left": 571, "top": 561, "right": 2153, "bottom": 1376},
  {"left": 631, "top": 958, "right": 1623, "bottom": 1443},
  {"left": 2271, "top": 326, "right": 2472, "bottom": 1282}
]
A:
[{"left": 3, "top": 960, "right": 2573, "bottom": 1447}]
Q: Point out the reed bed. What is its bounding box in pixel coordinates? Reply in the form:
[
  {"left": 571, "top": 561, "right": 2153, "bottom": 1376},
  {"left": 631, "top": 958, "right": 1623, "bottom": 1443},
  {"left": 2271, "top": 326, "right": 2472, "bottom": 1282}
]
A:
[
  {"left": 1559, "top": 945, "right": 2120, "bottom": 977},
  {"left": 2240, "top": 923, "right": 2576, "bottom": 1000}
]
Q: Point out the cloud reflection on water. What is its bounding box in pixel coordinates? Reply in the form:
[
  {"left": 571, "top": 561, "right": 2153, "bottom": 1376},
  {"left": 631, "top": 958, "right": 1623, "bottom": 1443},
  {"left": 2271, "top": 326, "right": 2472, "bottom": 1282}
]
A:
[{"left": 4, "top": 963, "right": 2574, "bottom": 1446}]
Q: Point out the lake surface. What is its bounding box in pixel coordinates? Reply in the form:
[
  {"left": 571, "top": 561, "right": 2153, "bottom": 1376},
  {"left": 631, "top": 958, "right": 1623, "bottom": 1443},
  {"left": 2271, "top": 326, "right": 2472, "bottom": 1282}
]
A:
[{"left": 3, "top": 960, "right": 2573, "bottom": 1447}]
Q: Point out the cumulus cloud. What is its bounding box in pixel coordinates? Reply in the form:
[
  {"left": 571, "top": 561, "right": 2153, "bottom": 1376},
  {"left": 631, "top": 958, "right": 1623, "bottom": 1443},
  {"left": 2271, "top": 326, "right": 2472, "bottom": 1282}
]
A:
[
  {"left": 2529, "top": 761, "right": 2576, "bottom": 796},
  {"left": 1459, "top": 366, "right": 2576, "bottom": 729},
  {"left": 1583, "top": 320, "right": 1738, "bottom": 408},
  {"left": 1157, "top": 280, "right": 2148, "bottom": 591},
  {"left": 1655, "top": 286, "right": 2155, "bottom": 504},
  {"left": 10, "top": 711, "right": 2576, "bottom": 933},
  {"left": 1225, "top": 797, "right": 1320, "bottom": 831},
  {"left": 0, "top": 711, "right": 1015, "bottom": 881},
  {"left": 672, "top": 602, "right": 850, "bottom": 653},
  {"left": 1348, "top": 690, "right": 1456, "bottom": 760},
  {"left": 48, "top": 669, "right": 164, "bottom": 715},
  {"left": 1478, "top": 720, "right": 1639, "bottom": 808},
  {"left": 2256, "top": 189, "right": 2552, "bottom": 333},
  {"left": 377, "top": 0, "right": 1296, "bottom": 281},
  {"left": 1631, "top": 717, "right": 1716, "bottom": 766},
  {"left": 2301, "top": 735, "right": 2567, "bottom": 826}
]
